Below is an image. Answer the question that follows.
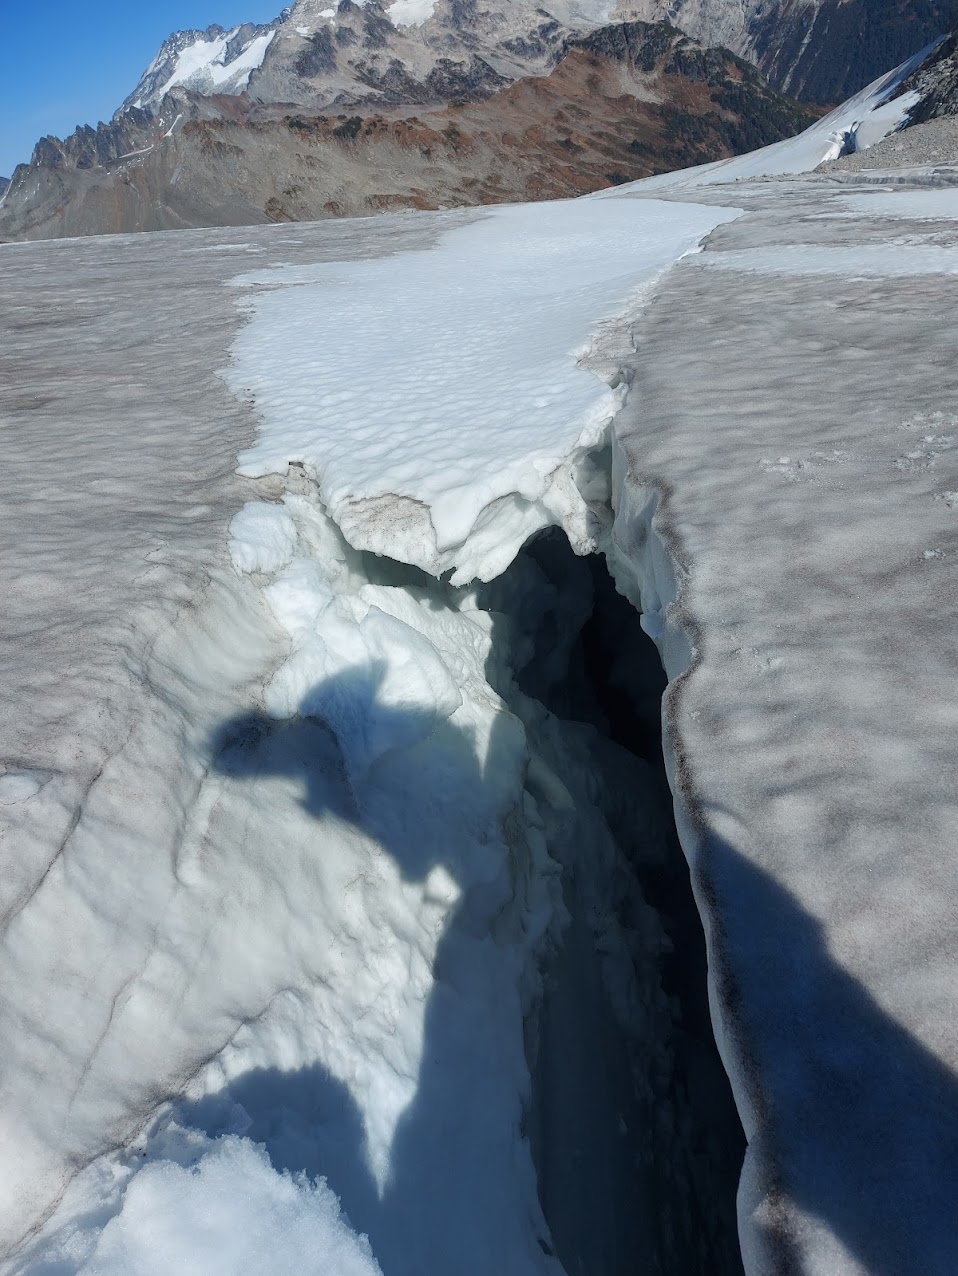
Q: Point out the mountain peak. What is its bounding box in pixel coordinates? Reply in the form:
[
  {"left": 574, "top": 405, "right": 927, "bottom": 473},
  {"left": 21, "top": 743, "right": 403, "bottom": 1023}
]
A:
[
  {"left": 122, "top": 18, "right": 283, "bottom": 113},
  {"left": 119, "top": 0, "right": 638, "bottom": 118}
]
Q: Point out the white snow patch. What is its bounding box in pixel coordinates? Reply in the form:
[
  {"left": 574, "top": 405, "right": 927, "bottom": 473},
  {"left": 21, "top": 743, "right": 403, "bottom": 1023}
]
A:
[
  {"left": 12, "top": 1123, "right": 383, "bottom": 1276},
  {"left": 157, "top": 29, "right": 275, "bottom": 100},
  {"left": 212, "top": 30, "right": 275, "bottom": 85},
  {"left": 228, "top": 499, "right": 299, "bottom": 574},
  {"left": 158, "top": 32, "right": 232, "bottom": 95},
  {"left": 227, "top": 197, "right": 741, "bottom": 583},
  {"left": 386, "top": 0, "right": 437, "bottom": 26}
]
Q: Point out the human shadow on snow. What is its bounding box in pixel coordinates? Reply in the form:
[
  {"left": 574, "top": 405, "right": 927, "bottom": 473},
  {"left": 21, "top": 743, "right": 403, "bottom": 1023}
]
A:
[
  {"left": 697, "top": 823, "right": 958, "bottom": 1276},
  {"left": 195, "top": 665, "right": 552, "bottom": 1275},
  {"left": 195, "top": 664, "right": 958, "bottom": 1276}
]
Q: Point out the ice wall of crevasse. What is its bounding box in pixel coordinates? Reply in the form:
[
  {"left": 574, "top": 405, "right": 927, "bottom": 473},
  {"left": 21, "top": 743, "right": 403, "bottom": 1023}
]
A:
[
  {"left": 10, "top": 480, "right": 565, "bottom": 1274},
  {"left": 480, "top": 530, "right": 745, "bottom": 1275}
]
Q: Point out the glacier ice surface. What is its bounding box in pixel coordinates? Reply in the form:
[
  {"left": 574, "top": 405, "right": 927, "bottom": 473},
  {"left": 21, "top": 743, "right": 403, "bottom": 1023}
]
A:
[{"left": 5, "top": 82, "right": 958, "bottom": 1276}]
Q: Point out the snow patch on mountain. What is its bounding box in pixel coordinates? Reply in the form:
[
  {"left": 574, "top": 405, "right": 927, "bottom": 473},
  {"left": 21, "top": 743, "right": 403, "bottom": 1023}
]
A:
[
  {"left": 124, "top": 19, "right": 282, "bottom": 113},
  {"left": 148, "top": 29, "right": 276, "bottom": 104},
  {"left": 385, "top": 0, "right": 438, "bottom": 26}
]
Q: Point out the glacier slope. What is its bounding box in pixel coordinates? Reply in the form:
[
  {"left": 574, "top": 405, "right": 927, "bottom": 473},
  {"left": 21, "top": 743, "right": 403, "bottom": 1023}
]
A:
[{"left": 4, "top": 93, "right": 958, "bottom": 1276}]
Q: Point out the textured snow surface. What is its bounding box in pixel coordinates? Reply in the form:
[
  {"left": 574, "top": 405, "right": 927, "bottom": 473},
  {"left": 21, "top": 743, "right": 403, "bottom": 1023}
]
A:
[
  {"left": 610, "top": 175, "right": 958, "bottom": 1275},
  {"left": 229, "top": 197, "right": 741, "bottom": 584}
]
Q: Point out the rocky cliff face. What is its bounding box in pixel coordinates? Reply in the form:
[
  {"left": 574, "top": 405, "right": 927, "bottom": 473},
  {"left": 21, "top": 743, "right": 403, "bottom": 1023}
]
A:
[
  {"left": 0, "top": 22, "right": 816, "bottom": 242},
  {"left": 746, "top": 0, "right": 957, "bottom": 103},
  {"left": 897, "top": 26, "right": 958, "bottom": 122},
  {"left": 626, "top": 0, "right": 957, "bottom": 104}
]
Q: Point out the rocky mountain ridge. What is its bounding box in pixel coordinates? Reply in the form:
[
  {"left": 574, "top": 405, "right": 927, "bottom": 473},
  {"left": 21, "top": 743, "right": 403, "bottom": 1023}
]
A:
[
  {"left": 121, "top": 0, "right": 587, "bottom": 117},
  {"left": 115, "top": 0, "right": 958, "bottom": 117},
  {"left": 0, "top": 21, "right": 816, "bottom": 240},
  {"left": 4, "top": 0, "right": 957, "bottom": 242},
  {"left": 896, "top": 26, "right": 958, "bottom": 122}
]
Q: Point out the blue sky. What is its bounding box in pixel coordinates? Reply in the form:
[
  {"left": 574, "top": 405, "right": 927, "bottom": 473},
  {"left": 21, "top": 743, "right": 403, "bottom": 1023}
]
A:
[{"left": 0, "top": 2, "right": 281, "bottom": 177}]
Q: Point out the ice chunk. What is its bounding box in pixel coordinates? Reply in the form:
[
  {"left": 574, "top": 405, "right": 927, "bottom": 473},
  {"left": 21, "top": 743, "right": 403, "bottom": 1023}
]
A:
[
  {"left": 14, "top": 1128, "right": 382, "bottom": 1276},
  {"left": 228, "top": 500, "right": 298, "bottom": 574}
]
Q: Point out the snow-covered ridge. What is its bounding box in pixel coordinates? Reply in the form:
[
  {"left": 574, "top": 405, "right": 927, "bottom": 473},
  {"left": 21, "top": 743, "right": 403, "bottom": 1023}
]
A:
[{"left": 128, "top": 25, "right": 278, "bottom": 111}]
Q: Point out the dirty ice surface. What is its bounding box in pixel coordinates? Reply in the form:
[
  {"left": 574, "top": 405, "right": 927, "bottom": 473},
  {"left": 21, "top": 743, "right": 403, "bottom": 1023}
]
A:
[
  {"left": 611, "top": 174, "right": 958, "bottom": 1275},
  {"left": 838, "top": 189, "right": 958, "bottom": 220},
  {"left": 229, "top": 196, "right": 742, "bottom": 584}
]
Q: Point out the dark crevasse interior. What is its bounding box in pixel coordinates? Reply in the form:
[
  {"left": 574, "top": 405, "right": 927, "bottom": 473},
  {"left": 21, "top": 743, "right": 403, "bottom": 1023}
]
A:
[{"left": 479, "top": 528, "right": 745, "bottom": 1276}]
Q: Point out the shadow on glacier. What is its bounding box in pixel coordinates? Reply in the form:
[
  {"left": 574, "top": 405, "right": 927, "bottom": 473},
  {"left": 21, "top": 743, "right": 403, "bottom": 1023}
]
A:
[
  {"left": 190, "top": 664, "right": 549, "bottom": 1272},
  {"left": 192, "top": 662, "right": 958, "bottom": 1275},
  {"left": 702, "top": 828, "right": 958, "bottom": 1275}
]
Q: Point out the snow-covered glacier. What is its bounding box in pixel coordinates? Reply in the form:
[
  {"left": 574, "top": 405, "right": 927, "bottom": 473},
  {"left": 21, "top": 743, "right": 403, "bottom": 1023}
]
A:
[{"left": 2, "top": 62, "right": 957, "bottom": 1276}]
